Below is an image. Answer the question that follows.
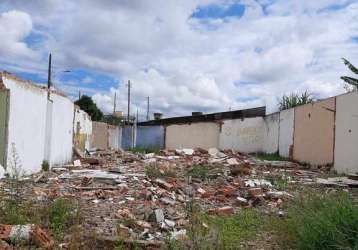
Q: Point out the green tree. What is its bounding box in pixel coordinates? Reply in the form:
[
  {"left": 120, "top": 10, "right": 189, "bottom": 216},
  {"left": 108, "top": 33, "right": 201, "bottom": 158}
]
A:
[
  {"left": 75, "top": 95, "right": 103, "bottom": 121},
  {"left": 278, "top": 91, "right": 314, "bottom": 111},
  {"left": 341, "top": 58, "right": 358, "bottom": 92}
]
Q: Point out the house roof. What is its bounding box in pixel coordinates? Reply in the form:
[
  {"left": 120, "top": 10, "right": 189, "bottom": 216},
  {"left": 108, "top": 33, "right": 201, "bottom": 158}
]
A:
[{"left": 138, "top": 106, "right": 266, "bottom": 126}]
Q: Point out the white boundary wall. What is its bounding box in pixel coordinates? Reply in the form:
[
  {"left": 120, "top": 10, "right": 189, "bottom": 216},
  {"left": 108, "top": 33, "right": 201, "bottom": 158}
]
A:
[
  {"left": 262, "top": 113, "right": 279, "bottom": 154},
  {"left": 49, "top": 94, "right": 74, "bottom": 166},
  {"left": 1, "top": 74, "right": 74, "bottom": 174},
  {"left": 334, "top": 92, "right": 358, "bottom": 174},
  {"left": 219, "top": 117, "right": 264, "bottom": 153},
  {"left": 108, "top": 125, "right": 120, "bottom": 150},
  {"left": 2, "top": 76, "right": 48, "bottom": 174},
  {"left": 278, "top": 109, "right": 294, "bottom": 158}
]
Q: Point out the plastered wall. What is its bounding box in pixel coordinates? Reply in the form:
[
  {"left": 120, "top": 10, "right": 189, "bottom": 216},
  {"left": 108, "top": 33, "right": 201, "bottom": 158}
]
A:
[
  {"left": 108, "top": 125, "right": 120, "bottom": 150},
  {"left": 92, "top": 122, "right": 108, "bottom": 150},
  {"left": 278, "top": 108, "right": 294, "bottom": 158},
  {"left": 166, "top": 122, "right": 220, "bottom": 150},
  {"left": 262, "top": 113, "right": 279, "bottom": 154},
  {"left": 219, "top": 117, "right": 264, "bottom": 153},
  {"left": 334, "top": 92, "right": 358, "bottom": 173},
  {"left": 293, "top": 97, "right": 335, "bottom": 166},
  {"left": 136, "top": 126, "right": 164, "bottom": 149},
  {"left": 49, "top": 94, "right": 74, "bottom": 166},
  {"left": 3, "top": 76, "right": 48, "bottom": 174},
  {"left": 74, "top": 107, "right": 92, "bottom": 152}
]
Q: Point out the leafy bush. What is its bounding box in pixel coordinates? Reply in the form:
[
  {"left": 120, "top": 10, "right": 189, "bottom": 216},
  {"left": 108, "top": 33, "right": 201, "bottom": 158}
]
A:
[
  {"left": 272, "top": 191, "right": 358, "bottom": 250},
  {"left": 41, "top": 160, "right": 49, "bottom": 171}
]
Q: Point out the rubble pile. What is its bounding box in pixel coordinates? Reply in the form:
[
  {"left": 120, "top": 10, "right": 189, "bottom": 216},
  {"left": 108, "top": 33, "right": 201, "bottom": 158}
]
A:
[{"left": 1, "top": 147, "right": 353, "bottom": 248}]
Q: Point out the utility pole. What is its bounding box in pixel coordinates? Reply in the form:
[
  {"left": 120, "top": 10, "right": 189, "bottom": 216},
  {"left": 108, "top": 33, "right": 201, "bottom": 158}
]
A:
[
  {"left": 127, "top": 80, "right": 131, "bottom": 123},
  {"left": 47, "top": 53, "right": 52, "bottom": 99},
  {"left": 146, "top": 96, "right": 150, "bottom": 120},
  {"left": 78, "top": 91, "right": 81, "bottom": 100},
  {"left": 136, "top": 109, "right": 139, "bottom": 124},
  {"left": 113, "top": 92, "right": 117, "bottom": 114}
]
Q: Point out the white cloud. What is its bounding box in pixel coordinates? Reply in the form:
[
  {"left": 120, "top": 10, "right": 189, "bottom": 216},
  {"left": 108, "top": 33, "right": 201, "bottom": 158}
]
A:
[{"left": 1, "top": 0, "right": 358, "bottom": 118}]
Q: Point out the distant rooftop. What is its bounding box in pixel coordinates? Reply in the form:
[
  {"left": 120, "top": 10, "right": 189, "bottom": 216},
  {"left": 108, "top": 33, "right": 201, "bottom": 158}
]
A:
[{"left": 138, "top": 106, "right": 266, "bottom": 126}]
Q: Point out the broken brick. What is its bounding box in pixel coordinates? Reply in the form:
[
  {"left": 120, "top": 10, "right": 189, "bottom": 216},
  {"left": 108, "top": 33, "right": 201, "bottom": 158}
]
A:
[
  {"left": 30, "top": 225, "right": 54, "bottom": 250},
  {"left": 248, "top": 188, "right": 263, "bottom": 198}
]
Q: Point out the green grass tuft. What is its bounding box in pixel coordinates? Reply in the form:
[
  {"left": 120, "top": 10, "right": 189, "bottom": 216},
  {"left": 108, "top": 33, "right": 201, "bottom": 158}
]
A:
[
  {"left": 129, "top": 146, "right": 160, "bottom": 154},
  {"left": 186, "top": 165, "right": 210, "bottom": 180},
  {"left": 254, "top": 152, "right": 287, "bottom": 161},
  {"left": 49, "top": 198, "right": 80, "bottom": 238},
  {"left": 271, "top": 191, "right": 358, "bottom": 250}
]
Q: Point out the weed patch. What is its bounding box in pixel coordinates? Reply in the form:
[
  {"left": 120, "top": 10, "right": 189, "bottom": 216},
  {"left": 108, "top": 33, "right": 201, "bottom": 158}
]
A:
[
  {"left": 270, "top": 191, "right": 358, "bottom": 250},
  {"left": 129, "top": 146, "right": 160, "bottom": 154},
  {"left": 186, "top": 165, "right": 211, "bottom": 180},
  {"left": 49, "top": 198, "right": 80, "bottom": 238},
  {"left": 253, "top": 153, "right": 287, "bottom": 161}
]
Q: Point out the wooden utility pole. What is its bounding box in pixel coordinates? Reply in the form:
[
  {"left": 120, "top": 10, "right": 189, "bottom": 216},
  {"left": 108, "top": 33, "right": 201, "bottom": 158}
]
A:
[
  {"left": 146, "top": 96, "right": 150, "bottom": 121},
  {"left": 47, "top": 53, "right": 52, "bottom": 89},
  {"left": 127, "top": 80, "right": 131, "bottom": 122},
  {"left": 113, "top": 92, "right": 117, "bottom": 113}
]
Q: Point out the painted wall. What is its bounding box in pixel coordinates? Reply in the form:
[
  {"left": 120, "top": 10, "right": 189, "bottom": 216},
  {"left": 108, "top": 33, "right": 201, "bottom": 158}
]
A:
[
  {"left": 121, "top": 125, "right": 134, "bottom": 150},
  {"left": 91, "top": 122, "right": 108, "bottom": 150},
  {"left": 136, "top": 125, "right": 164, "bottom": 149},
  {"left": 108, "top": 125, "right": 120, "bottom": 150},
  {"left": 166, "top": 122, "right": 220, "bottom": 150},
  {"left": 293, "top": 97, "right": 335, "bottom": 166},
  {"left": 2, "top": 75, "right": 48, "bottom": 174},
  {"left": 74, "top": 107, "right": 92, "bottom": 152},
  {"left": 334, "top": 92, "right": 358, "bottom": 173},
  {"left": 262, "top": 113, "right": 279, "bottom": 154},
  {"left": 49, "top": 94, "right": 74, "bottom": 166},
  {"left": 0, "top": 89, "right": 9, "bottom": 172},
  {"left": 278, "top": 108, "right": 294, "bottom": 158},
  {"left": 219, "top": 117, "right": 264, "bottom": 153}
]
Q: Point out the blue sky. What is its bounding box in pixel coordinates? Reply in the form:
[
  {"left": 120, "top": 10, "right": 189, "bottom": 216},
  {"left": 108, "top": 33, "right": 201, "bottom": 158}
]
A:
[{"left": 0, "top": 0, "right": 357, "bottom": 119}]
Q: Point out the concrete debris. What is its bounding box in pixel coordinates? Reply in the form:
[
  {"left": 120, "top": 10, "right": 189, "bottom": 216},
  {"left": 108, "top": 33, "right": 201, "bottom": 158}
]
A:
[
  {"left": 0, "top": 224, "right": 54, "bottom": 249},
  {"left": 0, "top": 147, "right": 346, "bottom": 247},
  {"left": 316, "top": 177, "right": 358, "bottom": 187}
]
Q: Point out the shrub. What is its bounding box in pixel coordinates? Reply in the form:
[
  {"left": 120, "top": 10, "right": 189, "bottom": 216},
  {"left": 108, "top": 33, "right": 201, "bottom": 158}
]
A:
[
  {"left": 271, "top": 191, "right": 358, "bottom": 250},
  {"left": 42, "top": 160, "right": 49, "bottom": 171}
]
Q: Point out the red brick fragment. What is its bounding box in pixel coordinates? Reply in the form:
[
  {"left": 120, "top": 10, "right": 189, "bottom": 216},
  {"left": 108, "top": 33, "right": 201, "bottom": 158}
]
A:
[
  {"left": 0, "top": 225, "right": 11, "bottom": 240},
  {"left": 248, "top": 188, "right": 263, "bottom": 198},
  {"left": 30, "top": 225, "right": 54, "bottom": 249}
]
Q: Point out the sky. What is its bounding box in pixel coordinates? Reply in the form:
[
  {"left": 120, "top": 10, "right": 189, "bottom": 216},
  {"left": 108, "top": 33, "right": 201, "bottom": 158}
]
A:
[{"left": 0, "top": 0, "right": 357, "bottom": 120}]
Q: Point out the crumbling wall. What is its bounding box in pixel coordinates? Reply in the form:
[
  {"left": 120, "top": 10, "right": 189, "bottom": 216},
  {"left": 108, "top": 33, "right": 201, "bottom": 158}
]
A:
[
  {"left": 166, "top": 122, "right": 220, "bottom": 150},
  {"left": 136, "top": 126, "right": 164, "bottom": 150},
  {"left": 219, "top": 117, "right": 264, "bottom": 153},
  {"left": 278, "top": 108, "right": 294, "bottom": 158},
  {"left": 74, "top": 107, "right": 92, "bottom": 152},
  {"left": 91, "top": 122, "right": 108, "bottom": 150},
  {"left": 49, "top": 94, "right": 74, "bottom": 166},
  {"left": 262, "top": 113, "right": 279, "bottom": 154},
  {"left": 293, "top": 97, "right": 335, "bottom": 166},
  {"left": 2, "top": 75, "right": 48, "bottom": 174},
  {"left": 334, "top": 92, "right": 358, "bottom": 173},
  {"left": 108, "top": 125, "right": 120, "bottom": 150}
]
